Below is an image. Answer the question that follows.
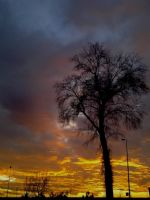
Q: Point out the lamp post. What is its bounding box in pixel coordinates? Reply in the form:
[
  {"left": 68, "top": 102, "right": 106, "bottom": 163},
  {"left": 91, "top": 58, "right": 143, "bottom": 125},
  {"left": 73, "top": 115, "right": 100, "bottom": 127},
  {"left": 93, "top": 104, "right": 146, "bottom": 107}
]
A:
[{"left": 121, "top": 138, "right": 131, "bottom": 198}]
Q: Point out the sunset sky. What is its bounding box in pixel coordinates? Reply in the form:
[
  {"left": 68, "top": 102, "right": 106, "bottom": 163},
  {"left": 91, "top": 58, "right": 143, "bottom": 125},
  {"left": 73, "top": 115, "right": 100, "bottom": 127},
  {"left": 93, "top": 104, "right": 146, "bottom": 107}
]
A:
[{"left": 0, "top": 0, "right": 150, "bottom": 197}]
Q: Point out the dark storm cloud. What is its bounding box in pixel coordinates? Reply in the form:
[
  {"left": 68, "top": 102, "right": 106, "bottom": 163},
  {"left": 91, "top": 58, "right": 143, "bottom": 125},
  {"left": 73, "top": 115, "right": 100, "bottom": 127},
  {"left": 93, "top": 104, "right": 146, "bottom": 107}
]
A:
[
  {"left": 66, "top": 0, "right": 150, "bottom": 27},
  {"left": 0, "top": 0, "right": 62, "bottom": 120},
  {"left": 0, "top": 0, "right": 82, "bottom": 134},
  {"left": 0, "top": 0, "right": 68, "bottom": 167},
  {"left": 64, "top": 0, "right": 150, "bottom": 57}
]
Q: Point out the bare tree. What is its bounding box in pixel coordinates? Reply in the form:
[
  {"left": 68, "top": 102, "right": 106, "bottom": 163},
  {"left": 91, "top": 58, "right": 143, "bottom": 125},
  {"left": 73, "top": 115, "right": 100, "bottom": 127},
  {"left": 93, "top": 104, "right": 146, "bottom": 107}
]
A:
[
  {"left": 55, "top": 42, "right": 149, "bottom": 198},
  {"left": 25, "top": 176, "right": 48, "bottom": 197}
]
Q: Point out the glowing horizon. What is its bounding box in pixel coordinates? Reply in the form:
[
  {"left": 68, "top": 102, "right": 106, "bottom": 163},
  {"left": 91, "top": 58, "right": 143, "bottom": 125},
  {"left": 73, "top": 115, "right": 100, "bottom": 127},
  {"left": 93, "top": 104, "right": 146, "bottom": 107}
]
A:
[{"left": 0, "top": 156, "right": 149, "bottom": 198}]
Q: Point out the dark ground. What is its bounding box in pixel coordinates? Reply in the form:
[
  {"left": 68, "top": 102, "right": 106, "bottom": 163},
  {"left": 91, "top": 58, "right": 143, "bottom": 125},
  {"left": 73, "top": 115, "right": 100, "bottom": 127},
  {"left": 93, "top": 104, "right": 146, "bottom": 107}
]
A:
[{"left": 0, "top": 198, "right": 149, "bottom": 199}]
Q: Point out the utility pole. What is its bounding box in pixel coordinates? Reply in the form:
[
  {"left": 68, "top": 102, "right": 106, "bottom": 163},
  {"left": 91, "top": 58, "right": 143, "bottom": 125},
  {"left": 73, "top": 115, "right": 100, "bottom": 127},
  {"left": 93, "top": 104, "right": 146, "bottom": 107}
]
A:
[
  {"left": 122, "top": 138, "right": 131, "bottom": 198},
  {"left": 6, "top": 165, "right": 12, "bottom": 197}
]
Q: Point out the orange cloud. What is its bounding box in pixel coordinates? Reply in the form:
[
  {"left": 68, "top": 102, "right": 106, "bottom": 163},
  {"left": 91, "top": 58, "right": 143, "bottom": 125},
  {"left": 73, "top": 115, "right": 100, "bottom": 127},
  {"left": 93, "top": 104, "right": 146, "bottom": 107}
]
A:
[{"left": 0, "top": 155, "right": 149, "bottom": 197}]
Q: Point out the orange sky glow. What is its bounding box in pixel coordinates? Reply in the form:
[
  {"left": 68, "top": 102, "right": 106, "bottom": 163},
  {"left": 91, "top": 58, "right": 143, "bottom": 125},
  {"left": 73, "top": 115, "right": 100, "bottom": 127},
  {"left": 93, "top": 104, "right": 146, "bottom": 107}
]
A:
[{"left": 0, "top": 156, "right": 149, "bottom": 197}]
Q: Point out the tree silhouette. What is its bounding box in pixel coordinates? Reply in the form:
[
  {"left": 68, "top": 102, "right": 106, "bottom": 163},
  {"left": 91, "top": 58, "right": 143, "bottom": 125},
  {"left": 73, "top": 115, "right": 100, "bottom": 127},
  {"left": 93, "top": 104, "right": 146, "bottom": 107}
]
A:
[
  {"left": 55, "top": 42, "right": 149, "bottom": 198},
  {"left": 25, "top": 176, "right": 48, "bottom": 197}
]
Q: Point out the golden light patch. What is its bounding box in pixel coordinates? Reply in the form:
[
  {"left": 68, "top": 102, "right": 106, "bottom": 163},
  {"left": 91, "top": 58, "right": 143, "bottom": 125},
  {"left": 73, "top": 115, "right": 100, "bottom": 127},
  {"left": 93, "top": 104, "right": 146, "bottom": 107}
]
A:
[{"left": 0, "top": 156, "right": 149, "bottom": 197}]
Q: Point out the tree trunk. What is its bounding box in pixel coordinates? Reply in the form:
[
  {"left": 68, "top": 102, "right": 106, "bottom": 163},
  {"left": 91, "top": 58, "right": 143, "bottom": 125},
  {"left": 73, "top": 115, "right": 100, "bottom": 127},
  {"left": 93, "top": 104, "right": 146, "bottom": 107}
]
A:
[{"left": 99, "top": 129, "right": 113, "bottom": 199}]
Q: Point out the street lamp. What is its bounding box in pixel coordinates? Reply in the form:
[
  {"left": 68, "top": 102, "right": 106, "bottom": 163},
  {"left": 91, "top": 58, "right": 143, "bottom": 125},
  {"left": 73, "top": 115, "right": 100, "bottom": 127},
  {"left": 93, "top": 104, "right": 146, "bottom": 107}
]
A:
[{"left": 121, "top": 138, "right": 131, "bottom": 198}]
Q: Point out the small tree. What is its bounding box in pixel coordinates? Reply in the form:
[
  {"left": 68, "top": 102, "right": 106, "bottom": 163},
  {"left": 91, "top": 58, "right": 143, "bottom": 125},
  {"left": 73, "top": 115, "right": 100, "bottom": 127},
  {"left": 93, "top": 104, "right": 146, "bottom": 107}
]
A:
[
  {"left": 55, "top": 43, "right": 149, "bottom": 198},
  {"left": 25, "top": 176, "right": 48, "bottom": 197}
]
